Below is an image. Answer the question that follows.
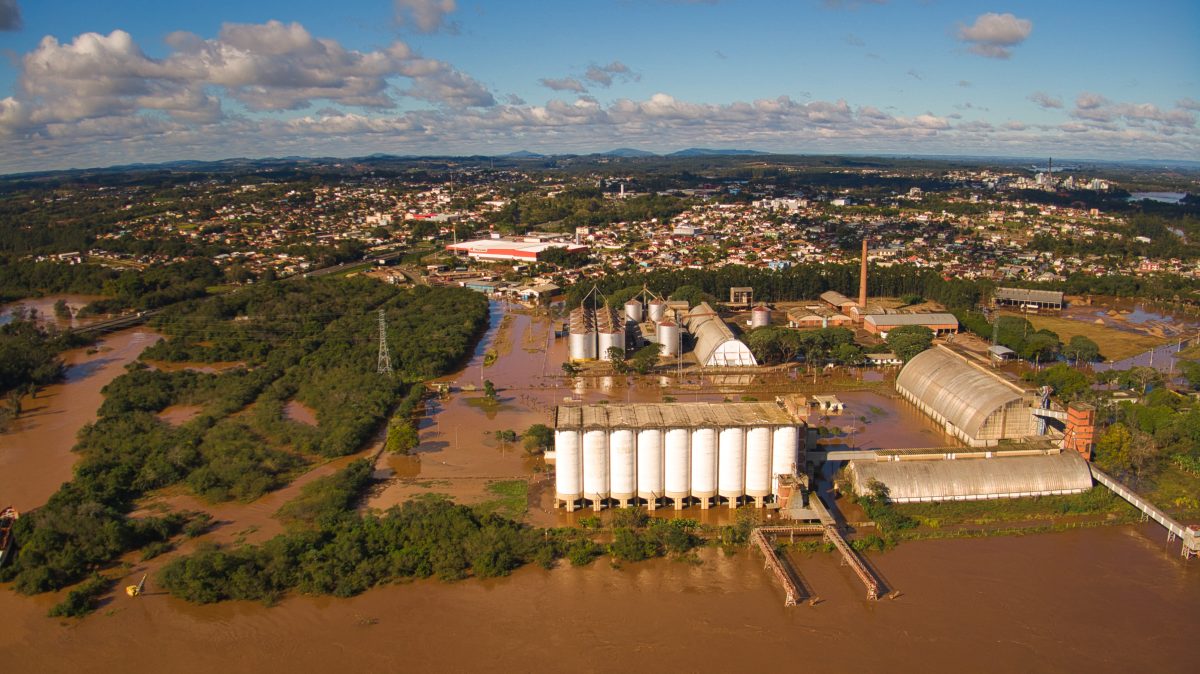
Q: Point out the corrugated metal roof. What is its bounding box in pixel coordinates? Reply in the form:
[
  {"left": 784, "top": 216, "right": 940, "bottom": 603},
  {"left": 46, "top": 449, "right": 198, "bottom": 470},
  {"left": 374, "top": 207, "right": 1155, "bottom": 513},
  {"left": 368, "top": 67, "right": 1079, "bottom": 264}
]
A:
[
  {"left": 994, "top": 287, "right": 1064, "bottom": 304},
  {"left": 896, "top": 345, "right": 1028, "bottom": 440},
  {"left": 820, "top": 290, "right": 854, "bottom": 306},
  {"left": 847, "top": 452, "right": 1092, "bottom": 501},
  {"left": 684, "top": 302, "right": 756, "bottom": 366},
  {"left": 865, "top": 313, "right": 959, "bottom": 327},
  {"left": 555, "top": 401, "right": 799, "bottom": 430}
]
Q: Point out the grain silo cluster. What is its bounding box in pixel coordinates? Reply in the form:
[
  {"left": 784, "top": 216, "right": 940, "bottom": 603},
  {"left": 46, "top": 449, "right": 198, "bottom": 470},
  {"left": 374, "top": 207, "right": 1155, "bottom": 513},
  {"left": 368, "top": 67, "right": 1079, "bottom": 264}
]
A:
[
  {"left": 568, "top": 303, "right": 624, "bottom": 361},
  {"left": 553, "top": 400, "right": 806, "bottom": 511}
]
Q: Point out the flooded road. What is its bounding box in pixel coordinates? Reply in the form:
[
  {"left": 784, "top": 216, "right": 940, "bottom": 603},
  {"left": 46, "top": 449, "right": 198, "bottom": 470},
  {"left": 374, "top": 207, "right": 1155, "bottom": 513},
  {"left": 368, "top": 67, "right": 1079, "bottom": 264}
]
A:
[
  {"left": 0, "top": 327, "right": 161, "bottom": 511},
  {"left": 1, "top": 524, "right": 1197, "bottom": 673}
]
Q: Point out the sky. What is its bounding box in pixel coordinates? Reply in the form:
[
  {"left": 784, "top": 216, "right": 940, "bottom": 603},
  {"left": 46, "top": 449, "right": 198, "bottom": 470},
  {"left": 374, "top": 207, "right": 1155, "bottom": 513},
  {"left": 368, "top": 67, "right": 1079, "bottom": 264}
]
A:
[{"left": 0, "top": 0, "right": 1197, "bottom": 173}]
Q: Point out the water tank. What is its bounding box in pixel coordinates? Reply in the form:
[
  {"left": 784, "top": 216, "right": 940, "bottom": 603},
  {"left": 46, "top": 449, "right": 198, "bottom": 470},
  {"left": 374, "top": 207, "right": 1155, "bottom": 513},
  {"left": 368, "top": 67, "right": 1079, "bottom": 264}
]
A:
[
  {"left": 569, "top": 330, "right": 596, "bottom": 360},
  {"left": 751, "top": 305, "right": 770, "bottom": 328},
  {"left": 583, "top": 429, "right": 609, "bottom": 504},
  {"left": 771, "top": 426, "right": 799, "bottom": 491},
  {"left": 664, "top": 428, "right": 690, "bottom": 500},
  {"left": 717, "top": 427, "right": 745, "bottom": 503},
  {"left": 597, "top": 330, "right": 624, "bottom": 361},
  {"left": 690, "top": 427, "right": 717, "bottom": 499},
  {"left": 636, "top": 428, "right": 663, "bottom": 503},
  {"left": 744, "top": 426, "right": 773, "bottom": 498},
  {"left": 657, "top": 321, "right": 680, "bottom": 357},
  {"left": 624, "top": 299, "right": 644, "bottom": 324},
  {"left": 554, "top": 429, "right": 582, "bottom": 503},
  {"left": 647, "top": 299, "right": 667, "bottom": 323},
  {"left": 609, "top": 429, "right": 636, "bottom": 503}
]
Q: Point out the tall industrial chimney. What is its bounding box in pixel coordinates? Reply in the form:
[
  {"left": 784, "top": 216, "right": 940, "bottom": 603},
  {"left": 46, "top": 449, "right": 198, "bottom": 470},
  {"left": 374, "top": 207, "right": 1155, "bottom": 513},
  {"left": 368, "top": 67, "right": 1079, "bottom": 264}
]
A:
[{"left": 858, "top": 238, "right": 868, "bottom": 310}]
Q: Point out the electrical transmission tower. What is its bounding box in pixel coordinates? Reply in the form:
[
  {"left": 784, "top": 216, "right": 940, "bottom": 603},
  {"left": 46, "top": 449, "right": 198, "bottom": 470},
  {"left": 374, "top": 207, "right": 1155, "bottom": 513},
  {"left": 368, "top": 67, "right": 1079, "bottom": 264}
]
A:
[{"left": 377, "top": 308, "right": 393, "bottom": 375}]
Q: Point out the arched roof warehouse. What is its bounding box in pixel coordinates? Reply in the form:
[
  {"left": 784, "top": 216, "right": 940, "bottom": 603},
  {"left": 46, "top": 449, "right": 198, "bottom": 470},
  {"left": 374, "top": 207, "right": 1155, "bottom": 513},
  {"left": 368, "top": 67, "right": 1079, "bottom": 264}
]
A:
[
  {"left": 685, "top": 302, "right": 757, "bottom": 367},
  {"left": 847, "top": 452, "right": 1093, "bottom": 503},
  {"left": 896, "top": 346, "right": 1038, "bottom": 446}
]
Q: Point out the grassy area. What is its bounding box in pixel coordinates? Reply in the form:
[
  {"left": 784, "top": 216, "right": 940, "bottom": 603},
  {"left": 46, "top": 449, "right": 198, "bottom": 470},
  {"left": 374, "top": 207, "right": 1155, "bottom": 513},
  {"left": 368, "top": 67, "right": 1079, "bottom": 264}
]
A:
[
  {"left": 1147, "top": 465, "right": 1200, "bottom": 521},
  {"left": 475, "top": 479, "right": 528, "bottom": 519},
  {"left": 1018, "top": 312, "right": 1170, "bottom": 361},
  {"left": 894, "top": 488, "right": 1137, "bottom": 528}
]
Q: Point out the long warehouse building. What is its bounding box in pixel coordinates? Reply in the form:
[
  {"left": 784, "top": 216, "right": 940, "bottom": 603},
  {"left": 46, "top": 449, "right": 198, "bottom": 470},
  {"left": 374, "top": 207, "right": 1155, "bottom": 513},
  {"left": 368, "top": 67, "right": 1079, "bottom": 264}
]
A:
[{"left": 553, "top": 401, "right": 805, "bottom": 511}]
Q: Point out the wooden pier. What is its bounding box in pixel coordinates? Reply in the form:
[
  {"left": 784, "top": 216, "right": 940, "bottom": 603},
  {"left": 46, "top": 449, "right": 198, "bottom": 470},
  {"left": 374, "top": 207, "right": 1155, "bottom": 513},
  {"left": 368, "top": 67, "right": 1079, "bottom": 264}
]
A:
[{"left": 751, "top": 526, "right": 823, "bottom": 606}]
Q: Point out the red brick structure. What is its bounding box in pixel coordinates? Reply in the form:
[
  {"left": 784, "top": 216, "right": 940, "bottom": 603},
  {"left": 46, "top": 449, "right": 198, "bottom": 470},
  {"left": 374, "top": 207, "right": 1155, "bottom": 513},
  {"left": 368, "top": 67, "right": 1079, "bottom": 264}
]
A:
[{"left": 1064, "top": 403, "right": 1096, "bottom": 460}]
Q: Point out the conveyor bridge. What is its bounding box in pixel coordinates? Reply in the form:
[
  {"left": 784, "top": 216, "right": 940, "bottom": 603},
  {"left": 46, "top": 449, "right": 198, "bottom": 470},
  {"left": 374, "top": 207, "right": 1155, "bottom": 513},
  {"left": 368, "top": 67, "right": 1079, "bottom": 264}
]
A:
[{"left": 1090, "top": 466, "right": 1199, "bottom": 558}]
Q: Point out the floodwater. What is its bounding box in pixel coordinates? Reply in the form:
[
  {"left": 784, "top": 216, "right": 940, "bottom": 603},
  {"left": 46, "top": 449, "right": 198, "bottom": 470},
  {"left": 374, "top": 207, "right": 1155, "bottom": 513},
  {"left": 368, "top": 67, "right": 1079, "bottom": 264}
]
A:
[
  {"left": 4, "top": 302, "right": 1199, "bottom": 673},
  {"left": 1127, "top": 191, "right": 1188, "bottom": 204},
  {"left": 0, "top": 327, "right": 161, "bottom": 511},
  {"left": 1, "top": 524, "right": 1198, "bottom": 673},
  {"left": 0, "top": 294, "right": 107, "bottom": 329}
]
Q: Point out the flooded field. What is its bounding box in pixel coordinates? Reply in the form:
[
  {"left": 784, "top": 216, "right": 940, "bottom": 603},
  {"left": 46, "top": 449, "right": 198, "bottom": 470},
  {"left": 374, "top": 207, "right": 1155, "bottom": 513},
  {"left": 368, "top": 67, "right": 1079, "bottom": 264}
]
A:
[
  {"left": 0, "top": 327, "right": 161, "bottom": 511},
  {"left": 3, "top": 302, "right": 1198, "bottom": 673},
  {"left": 0, "top": 294, "right": 108, "bottom": 329},
  {"left": 1, "top": 524, "right": 1197, "bottom": 673}
]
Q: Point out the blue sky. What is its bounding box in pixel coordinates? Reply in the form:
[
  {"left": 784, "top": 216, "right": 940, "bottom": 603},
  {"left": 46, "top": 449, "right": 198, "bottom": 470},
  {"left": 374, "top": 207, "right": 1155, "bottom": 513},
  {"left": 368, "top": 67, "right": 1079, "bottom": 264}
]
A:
[{"left": 0, "top": 0, "right": 1196, "bottom": 172}]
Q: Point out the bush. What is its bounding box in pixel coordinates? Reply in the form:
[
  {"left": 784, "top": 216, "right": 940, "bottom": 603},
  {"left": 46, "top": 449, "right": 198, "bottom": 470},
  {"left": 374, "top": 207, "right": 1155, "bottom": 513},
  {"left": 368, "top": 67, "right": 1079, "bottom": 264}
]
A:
[{"left": 48, "top": 575, "right": 114, "bottom": 618}]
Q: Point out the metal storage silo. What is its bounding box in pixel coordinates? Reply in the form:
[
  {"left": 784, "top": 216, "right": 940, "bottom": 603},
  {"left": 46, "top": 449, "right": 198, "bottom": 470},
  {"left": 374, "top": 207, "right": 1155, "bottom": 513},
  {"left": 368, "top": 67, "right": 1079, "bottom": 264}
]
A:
[
  {"left": 744, "top": 426, "right": 773, "bottom": 506},
  {"left": 597, "top": 329, "right": 624, "bottom": 361},
  {"left": 751, "top": 304, "right": 770, "bottom": 328},
  {"left": 717, "top": 427, "right": 745, "bottom": 506},
  {"left": 771, "top": 426, "right": 799, "bottom": 496},
  {"left": 664, "top": 427, "right": 690, "bottom": 509},
  {"left": 657, "top": 321, "right": 679, "bottom": 357},
  {"left": 690, "top": 427, "right": 717, "bottom": 508},
  {"left": 569, "top": 330, "right": 596, "bottom": 360},
  {"left": 647, "top": 299, "right": 667, "bottom": 323},
  {"left": 624, "top": 299, "right": 643, "bottom": 324},
  {"left": 554, "top": 429, "right": 582, "bottom": 511},
  {"left": 609, "top": 429, "right": 636, "bottom": 507},
  {"left": 583, "top": 429, "right": 609, "bottom": 509},
  {"left": 636, "top": 428, "right": 664, "bottom": 509}
]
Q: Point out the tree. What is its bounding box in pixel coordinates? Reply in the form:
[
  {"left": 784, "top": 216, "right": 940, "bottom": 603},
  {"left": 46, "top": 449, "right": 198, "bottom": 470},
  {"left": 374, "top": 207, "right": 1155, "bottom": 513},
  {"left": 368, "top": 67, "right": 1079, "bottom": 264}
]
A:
[
  {"left": 885, "top": 325, "right": 933, "bottom": 362},
  {"left": 483, "top": 379, "right": 497, "bottom": 400},
  {"left": 630, "top": 344, "right": 662, "bottom": 374},
  {"left": 1095, "top": 423, "right": 1133, "bottom": 474},
  {"left": 1028, "top": 363, "right": 1092, "bottom": 401},
  {"left": 522, "top": 424, "right": 553, "bottom": 455},
  {"left": 561, "top": 362, "right": 580, "bottom": 377},
  {"left": 607, "top": 347, "right": 630, "bottom": 374},
  {"left": 1063, "top": 335, "right": 1100, "bottom": 363}
]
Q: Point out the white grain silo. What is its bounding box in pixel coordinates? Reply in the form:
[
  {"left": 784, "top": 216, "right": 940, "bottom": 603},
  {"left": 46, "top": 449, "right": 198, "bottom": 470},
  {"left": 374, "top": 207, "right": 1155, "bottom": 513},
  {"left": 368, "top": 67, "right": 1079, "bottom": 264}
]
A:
[
  {"left": 554, "top": 429, "right": 582, "bottom": 511},
  {"left": 636, "top": 428, "right": 663, "bottom": 509},
  {"left": 624, "top": 298, "right": 643, "bottom": 324},
  {"left": 583, "top": 429, "right": 609, "bottom": 509},
  {"left": 647, "top": 299, "right": 667, "bottom": 323},
  {"left": 744, "top": 426, "right": 773, "bottom": 507},
  {"left": 609, "top": 428, "right": 636, "bottom": 507},
  {"left": 717, "top": 427, "right": 746, "bottom": 507},
  {"left": 597, "top": 329, "right": 624, "bottom": 361},
  {"left": 657, "top": 321, "right": 680, "bottom": 357},
  {"left": 690, "top": 427, "right": 717, "bottom": 508},
  {"left": 751, "top": 304, "right": 770, "bottom": 328},
  {"left": 664, "top": 427, "right": 690, "bottom": 509},
  {"left": 771, "top": 426, "right": 799, "bottom": 497},
  {"left": 569, "top": 329, "right": 596, "bottom": 360}
]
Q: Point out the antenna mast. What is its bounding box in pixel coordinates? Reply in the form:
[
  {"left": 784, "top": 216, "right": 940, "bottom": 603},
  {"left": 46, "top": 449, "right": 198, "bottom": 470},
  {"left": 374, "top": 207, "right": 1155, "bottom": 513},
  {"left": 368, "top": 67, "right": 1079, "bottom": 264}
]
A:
[{"left": 377, "top": 309, "right": 393, "bottom": 375}]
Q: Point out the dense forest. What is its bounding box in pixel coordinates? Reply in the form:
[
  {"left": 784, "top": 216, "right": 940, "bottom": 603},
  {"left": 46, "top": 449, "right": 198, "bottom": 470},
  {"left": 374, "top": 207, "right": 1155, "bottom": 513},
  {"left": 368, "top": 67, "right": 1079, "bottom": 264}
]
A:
[
  {"left": 488, "top": 186, "right": 691, "bottom": 233},
  {"left": 0, "top": 279, "right": 489, "bottom": 595},
  {"left": 0, "top": 317, "right": 89, "bottom": 427}
]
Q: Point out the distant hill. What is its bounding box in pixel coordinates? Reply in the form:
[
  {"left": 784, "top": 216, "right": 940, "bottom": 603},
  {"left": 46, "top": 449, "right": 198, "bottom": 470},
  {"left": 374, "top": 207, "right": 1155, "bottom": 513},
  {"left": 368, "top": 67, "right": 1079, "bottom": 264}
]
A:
[
  {"left": 597, "top": 148, "right": 658, "bottom": 158},
  {"left": 501, "top": 150, "right": 546, "bottom": 159},
  {"left": 667, "top": 148, "right": 769, "bottom": 157}
]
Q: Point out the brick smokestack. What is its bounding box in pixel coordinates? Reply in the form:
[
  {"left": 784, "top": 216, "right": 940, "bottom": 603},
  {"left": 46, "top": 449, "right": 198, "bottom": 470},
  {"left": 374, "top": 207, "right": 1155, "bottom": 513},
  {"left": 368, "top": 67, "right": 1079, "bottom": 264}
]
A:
[{"left": 858, "top": 238, "right": 868, "bottom": 310}]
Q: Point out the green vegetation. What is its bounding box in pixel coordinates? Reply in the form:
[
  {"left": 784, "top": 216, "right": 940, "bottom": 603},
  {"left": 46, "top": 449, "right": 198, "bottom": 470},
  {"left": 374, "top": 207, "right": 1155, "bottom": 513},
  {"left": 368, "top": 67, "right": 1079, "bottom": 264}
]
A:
[
  {"left": 476, "top": 480, "right": 528, "bottom": 519},
  {"left": 48, "top": 574, "right": 115, "bottom": 619},
  {"left": 522, "top": 423, "right": 553, "bottom": 455},
  {"left": 746, "top": 325, "right": 861, "bottom": 366},
  {"left": 884, "top": 325, "right": 933, "bottom": 362},
  {"left": 0, "top": 316, "right": 86, "bottom": 404},
  {"left": 276, "top": 459, "right": 375, "bottom": 527},
  {"left": 1, "top": 280, "right": 488, "bottom": 596},
  {"left": 894, "top": 489, "right": 1133, "bottom": 528}
]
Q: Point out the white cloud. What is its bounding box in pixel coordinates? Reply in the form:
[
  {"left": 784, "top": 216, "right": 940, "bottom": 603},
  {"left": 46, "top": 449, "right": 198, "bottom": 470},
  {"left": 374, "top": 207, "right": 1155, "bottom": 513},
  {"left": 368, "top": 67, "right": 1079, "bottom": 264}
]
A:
[
  {"left": 1027, "top": 91, "right": 1063, "bottom": 109},
  {"left": 1179, "top": 98, "right": 1200, "bottom": 111},
  {"left": 956, "top": 12, "right": 1032, "bottom": 59},
  {"left": 394, "top": 0, "right": 458, "bottom": 34},
  {"left": 584, "top": 61, "right": 639, "bottom": 87}
]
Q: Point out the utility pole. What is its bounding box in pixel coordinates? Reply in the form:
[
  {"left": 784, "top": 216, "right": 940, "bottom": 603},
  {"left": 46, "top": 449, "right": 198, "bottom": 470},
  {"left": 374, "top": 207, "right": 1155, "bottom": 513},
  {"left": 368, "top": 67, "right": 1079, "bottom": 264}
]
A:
[{"left": 377, "top": 308, "right": 393, "bottom": 375}]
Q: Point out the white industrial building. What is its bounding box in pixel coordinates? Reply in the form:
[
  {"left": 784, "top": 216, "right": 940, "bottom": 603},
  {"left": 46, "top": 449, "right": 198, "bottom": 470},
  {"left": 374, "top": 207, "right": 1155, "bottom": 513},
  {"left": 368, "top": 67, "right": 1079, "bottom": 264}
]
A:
[
  {"left": 685, "top": 302, "right": 757, "bottom": 367},
  {"left": 552, "top": 401, "right": 806, "bottom": 511}
]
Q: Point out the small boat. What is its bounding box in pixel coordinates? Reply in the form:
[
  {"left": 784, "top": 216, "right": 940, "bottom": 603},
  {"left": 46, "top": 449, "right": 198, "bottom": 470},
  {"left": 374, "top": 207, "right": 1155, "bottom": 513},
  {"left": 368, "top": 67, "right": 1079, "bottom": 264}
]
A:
[{"left": 0, "top": 506, "right": 18, "bottom": 568}]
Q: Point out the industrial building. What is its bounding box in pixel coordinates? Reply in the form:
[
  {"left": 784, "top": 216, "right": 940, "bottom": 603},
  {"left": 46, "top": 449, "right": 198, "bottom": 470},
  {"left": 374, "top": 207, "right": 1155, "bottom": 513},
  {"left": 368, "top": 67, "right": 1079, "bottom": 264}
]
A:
[
  {"left": 863, "top": 313, "right": 959, "bottom": 337},
  {"left": 446, "top": 236, "right": 589, "bottom": 262},
  {"left": 685, "top": 302, "right": 757, "bottom": 367},
  {"left": 568, "top": 303, "right": 623, "bottom": 361},
  {"left": 895, "top": 345, "right": 1040, "bottom": 447},
  {"left": 846, "top": 451, "right": 1093, "bottom": 503},
  {"left": 552, "top": 400, "right": 806, "bottom": 511},
  {"left": 993, "top": 287, "right": 1064, "bottom": 311}
]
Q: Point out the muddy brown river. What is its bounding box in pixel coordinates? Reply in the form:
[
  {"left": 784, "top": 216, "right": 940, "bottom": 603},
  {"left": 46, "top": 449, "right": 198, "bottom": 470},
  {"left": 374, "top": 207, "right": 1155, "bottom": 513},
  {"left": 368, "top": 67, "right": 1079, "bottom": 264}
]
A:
[{"left": 2, "top": 306, "right": 1198, "bottom": 672}]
